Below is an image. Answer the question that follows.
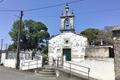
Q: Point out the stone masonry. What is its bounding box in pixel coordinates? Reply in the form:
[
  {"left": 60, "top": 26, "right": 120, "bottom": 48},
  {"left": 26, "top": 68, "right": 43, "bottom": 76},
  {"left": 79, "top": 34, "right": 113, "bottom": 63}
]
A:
[
  {"left": 113, "top": 28, "right": 120, "bottom": 80},
  {"left": 113, "top": 39, "right": 120, "bottom": 80}
]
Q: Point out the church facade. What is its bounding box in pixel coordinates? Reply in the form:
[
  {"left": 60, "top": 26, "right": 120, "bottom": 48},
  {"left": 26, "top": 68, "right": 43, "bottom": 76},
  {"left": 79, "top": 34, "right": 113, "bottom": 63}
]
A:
[{"left": 48, "top": 4, "right": 88, "bottom": 65}]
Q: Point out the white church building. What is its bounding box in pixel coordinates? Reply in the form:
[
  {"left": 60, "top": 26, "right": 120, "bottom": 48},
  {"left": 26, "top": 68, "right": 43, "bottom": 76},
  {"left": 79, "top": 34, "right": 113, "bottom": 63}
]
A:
[
  {"left": 48, "top": 4, "right": 115, "bottom": 80},
  {"left": 48, "top": 4, "right": 88, "bottom": 65}
]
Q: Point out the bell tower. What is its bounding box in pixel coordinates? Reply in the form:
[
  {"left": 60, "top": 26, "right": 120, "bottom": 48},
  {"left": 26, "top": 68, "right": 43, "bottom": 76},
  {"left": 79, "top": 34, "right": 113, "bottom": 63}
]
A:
[{"left": 60, "top": 4, "right": 75, "bottom": 33}]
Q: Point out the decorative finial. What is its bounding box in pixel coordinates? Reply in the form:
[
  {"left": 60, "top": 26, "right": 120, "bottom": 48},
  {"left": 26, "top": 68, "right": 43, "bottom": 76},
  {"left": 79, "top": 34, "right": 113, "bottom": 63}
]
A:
[
  {"left": 65, "top": 3, "right": 69, "bottom": 9},
  {"left": 66, "top": 3, "right": 68, "bottom": 6}
]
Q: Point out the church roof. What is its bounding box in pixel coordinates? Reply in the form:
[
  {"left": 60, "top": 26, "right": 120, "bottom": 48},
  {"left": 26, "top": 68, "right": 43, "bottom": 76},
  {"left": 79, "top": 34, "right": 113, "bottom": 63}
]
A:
[{"left": 49, "top": 32, "right": 87, "bottom": 41}]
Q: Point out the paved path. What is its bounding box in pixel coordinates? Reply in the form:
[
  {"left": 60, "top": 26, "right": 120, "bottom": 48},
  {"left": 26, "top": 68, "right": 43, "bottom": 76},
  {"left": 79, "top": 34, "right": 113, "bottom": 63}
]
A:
[{"left": 0, "top": 66, "right": 57, "bottom": 80}]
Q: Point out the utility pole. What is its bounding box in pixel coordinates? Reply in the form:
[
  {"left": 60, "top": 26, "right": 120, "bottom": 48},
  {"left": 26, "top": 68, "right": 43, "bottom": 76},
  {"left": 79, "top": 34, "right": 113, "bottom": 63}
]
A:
[
  {"left": 16, "top": 11, "right": 23, "bottom": 69},
  {"left": 5, "top": 43, "right": 8, "bottom": 50},
  {"left": 5, "top": 43, "right": 8, "bottom": 59},
  {"left": 0, "top": 39, "right": 3, "bottom": 51},
  {"left": 0, "top": 39, "right": 3, "bottom": 62}
]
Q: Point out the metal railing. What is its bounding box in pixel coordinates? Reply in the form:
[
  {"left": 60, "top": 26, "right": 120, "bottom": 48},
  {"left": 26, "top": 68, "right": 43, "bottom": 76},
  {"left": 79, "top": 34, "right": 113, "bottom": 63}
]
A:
[
  {"left": 62, "top": 61, "right": 90, "bottom": 80},
  {"left": 51, "top": 57, "right": 90, "bottom": 80}
]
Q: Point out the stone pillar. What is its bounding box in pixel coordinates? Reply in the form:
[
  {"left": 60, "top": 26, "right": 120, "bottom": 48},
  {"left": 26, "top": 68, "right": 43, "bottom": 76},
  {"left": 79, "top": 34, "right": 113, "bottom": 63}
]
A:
[
  {"left": 114, "top": 40, "right": 120, "bottom": 80},
  {"left": 113, "top": 29, "right": 120, "bottom": 80}
]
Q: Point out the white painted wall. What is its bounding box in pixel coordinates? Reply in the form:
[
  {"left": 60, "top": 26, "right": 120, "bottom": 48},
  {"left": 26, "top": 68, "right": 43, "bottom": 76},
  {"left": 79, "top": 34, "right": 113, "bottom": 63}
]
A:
[
  {"left": 48, "top": 32, "right": 88, "bottom": 65},
  {"left": 2, "top": 51, "right": 43, "bottom": 70},
  {"left": 1, "top": 53, "right": 6, "bottom": 64},
  {"left": 3, "top": 59, "right": 43, "bottom": 70},
  {"left": 4, "top": 59, "right": 16, "bottom": 68},
  {"left": 20, "top": 59, "right": 42, "bottom": 70},
  {"left": 63, "top": 58, "right": 115, "bottom": 80},
  {"left": 3, "top": 56, "right": 43, "bottom": 70}
]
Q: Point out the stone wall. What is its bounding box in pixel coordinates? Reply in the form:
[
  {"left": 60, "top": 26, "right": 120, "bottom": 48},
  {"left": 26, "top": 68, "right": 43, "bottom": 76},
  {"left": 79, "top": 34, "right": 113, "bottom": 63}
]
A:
[
  {"left": 5, "top": 50, "right": 41, "bottom": 60},
  {"left": 112, "top": 28, "right": 120, "bottom": 80},
  {"left": 86, "top": 46, "right": 110, "bottom": 58},
  {"left": 113, "top": 39, "right": 120, "bottom": 80}
]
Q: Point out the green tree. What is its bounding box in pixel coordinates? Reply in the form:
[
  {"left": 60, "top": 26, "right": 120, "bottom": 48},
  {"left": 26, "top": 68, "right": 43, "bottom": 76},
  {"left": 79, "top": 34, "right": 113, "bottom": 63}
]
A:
[
  {"left": 80, "top": 28, "right": 101, "bottom": 45},
  {"left": 9, "top": 19, "right": 50, "bottom": 50}
]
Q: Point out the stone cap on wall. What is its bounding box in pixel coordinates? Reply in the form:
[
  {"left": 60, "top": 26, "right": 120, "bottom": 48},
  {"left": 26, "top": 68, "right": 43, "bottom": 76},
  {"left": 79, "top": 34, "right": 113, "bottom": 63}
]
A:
[
  {"left": 112, "top": 27, "right": 120, "bottom": 38},
  {"left": 112, "top": 27, "right": 120, "bottom": 31},
  {"left": 88, "top": 45, "right": 113, "bottom": 48}
]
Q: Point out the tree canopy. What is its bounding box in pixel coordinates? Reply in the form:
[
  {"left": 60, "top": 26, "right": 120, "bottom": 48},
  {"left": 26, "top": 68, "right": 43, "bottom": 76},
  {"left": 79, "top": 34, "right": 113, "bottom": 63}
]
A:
[
  {"left": 80, "top": 27, "right": 113, "bottom": 46},
  {"left": 80, "top": 28, "right": 101, "bottom": 45},
  {"left": 9, "top": 19, "right": 50, "bottom": 50},
  {"left": 97, "top": 26, "right": 113, "bottom": 45}
]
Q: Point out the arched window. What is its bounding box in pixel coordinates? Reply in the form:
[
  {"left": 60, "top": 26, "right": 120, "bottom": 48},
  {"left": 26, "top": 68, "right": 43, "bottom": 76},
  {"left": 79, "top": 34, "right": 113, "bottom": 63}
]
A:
[{"left": 64, "top": 18, "right": 70, "bottom": 30}]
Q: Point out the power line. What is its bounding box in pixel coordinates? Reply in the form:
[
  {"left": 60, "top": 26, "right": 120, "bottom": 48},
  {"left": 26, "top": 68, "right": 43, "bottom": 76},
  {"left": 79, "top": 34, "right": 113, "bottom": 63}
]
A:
[
  {"left": 0, "top": 0, "right": 84, "bottom": 12},
  {"left": 24, "top": 0, "right": 84, "bottom": 12},
  {"left": 82, "top": 8, "right": 120, "bottom": 15},
  {"left": 0, "top": 0, "right": 120, "bottom": 14}
]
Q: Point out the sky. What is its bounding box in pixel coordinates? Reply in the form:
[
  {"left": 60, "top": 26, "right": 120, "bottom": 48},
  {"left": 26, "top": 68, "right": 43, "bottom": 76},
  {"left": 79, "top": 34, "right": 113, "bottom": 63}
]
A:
[{"left": 0, "top": 0, "right": 120, "bottom": 49}]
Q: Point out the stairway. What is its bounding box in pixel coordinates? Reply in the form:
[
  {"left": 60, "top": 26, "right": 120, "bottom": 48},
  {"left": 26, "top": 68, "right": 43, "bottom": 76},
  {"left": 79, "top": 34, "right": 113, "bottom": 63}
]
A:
[{"left": 34, "top": 65, "right": 56, "bottom": 77}]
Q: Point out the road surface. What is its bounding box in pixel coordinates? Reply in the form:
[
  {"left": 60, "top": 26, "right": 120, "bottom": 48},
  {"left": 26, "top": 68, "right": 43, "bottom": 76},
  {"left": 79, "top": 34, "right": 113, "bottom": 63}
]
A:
[{"left": 0, "top": 66, "right": 56, "bottom": 80}]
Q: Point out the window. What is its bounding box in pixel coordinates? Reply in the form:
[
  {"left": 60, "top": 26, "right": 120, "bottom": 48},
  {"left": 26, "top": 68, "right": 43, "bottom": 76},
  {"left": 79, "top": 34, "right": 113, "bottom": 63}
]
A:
[
  {"left": 65, "top": 40, "right": 69, "bottom": 44},
  {"left": 64, "top": 18, "right": 70, "bottom": 29}
]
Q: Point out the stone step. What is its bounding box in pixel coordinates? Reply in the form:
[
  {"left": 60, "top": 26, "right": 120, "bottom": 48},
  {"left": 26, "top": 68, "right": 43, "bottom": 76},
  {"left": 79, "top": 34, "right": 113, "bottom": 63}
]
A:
[
  {"left": 34, "top": 66, "right": 56, "bottom": 77},
  {"left": 35, "top": 73, "right": 56, "bottom": 77},
  {"left": 41, "top": 69, "right": 55, "bottom": 72},
  {"left": 38, "top": 71, "right": 56, "bottom": 75}
]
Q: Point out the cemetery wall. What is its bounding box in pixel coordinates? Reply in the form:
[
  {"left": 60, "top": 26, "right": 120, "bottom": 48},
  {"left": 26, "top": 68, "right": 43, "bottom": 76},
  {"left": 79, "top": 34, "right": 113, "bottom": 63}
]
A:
[{"left": 85, "top": 46, "right": 111, "bottom": 58}]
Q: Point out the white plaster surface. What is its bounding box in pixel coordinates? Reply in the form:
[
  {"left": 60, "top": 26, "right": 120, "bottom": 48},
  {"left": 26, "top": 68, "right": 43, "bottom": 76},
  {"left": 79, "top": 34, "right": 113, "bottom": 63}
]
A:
[
  {"left": 1, "top": 53, "right": 6, "bottom": 64},
  {"left": 4, "top": 59, "right": 16, "bottom": 68},
  {"left": 20, "top": 60, "right": 42, "bottom": 70},
  {"left": 3, "top": 59, "right": 42, "bottom": 70},
  {"left": 48, "top": 32, "right": 88, "bottom": 64},
  {"left": 63, "top": 58, "right": 115, "bottom": 80}
]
